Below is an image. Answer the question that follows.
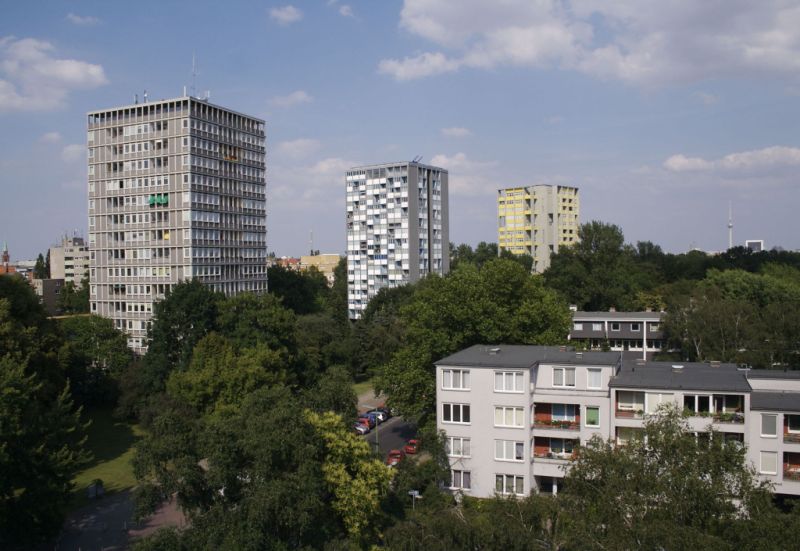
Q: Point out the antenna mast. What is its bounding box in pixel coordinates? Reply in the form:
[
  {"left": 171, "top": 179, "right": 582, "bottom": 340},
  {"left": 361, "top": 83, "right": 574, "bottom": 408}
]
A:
[
  {"left": 309, "top": 230, "right": 314, "bottom": 256},
  {"left": 191, "top": 53, "right": 197, "bottom": 98},
  {"left": 728, "top": 200, "right": 733, "bottom": 250}
]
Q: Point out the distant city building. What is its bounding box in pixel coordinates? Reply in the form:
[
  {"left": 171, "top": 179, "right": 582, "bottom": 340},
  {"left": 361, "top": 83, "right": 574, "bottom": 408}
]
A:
[
  {"left": 498, "top": 185, "right": 579, "bottom": 273},
  {"left": 274, "top": 257, "right": 302, "bottom": 271},
  {"left": 300, "top": 253, "right": 341, "bottom": 286},
  {"left": 569, "top": 310, "right": 665, "bottom": 360},
  {"left": 0, "top": 242, "right": 14, "bottom": 275},
  {"left": 436, "top": 345, "right": 800, "bottom": 498},
  {"left": 50, "top": 235, "right": 90, "bottom": 286},
  {"left": 745, "top": 240, "right": 765, "bottom": 253},
  {"left": 346, "top": 161, "right": 449, "bottom": 319},
  {"left": 32, "top": 278, "right": 64, "bottom": 315},
  {"left": 88, "top": 96, "right": 267, "bottom": 353}
]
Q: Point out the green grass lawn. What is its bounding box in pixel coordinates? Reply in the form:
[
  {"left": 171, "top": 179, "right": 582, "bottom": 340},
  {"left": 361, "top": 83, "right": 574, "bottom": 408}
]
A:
[
  {"left": 70, "top": 408, "right": 144, "bottom": 510},
  {"left": 352, "top": 377, "right": 375, "bottom": 398}
]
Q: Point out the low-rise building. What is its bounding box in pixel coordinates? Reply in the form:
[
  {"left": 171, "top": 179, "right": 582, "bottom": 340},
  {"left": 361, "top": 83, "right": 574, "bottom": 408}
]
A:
[
  {"left": 50, "top": 235, "right": 90, "bottom": 287},
  {"left": 300, "top": 253, "right": 341, "bottom": 286},
  {"left": 569, "top": 310, "right": 665, "bottom": 359},
  {"left": 32, "top": 278, "right": 64, "bottom": 315},
  {"left": 436, "top": 345, "right": 800, "bottom": 498}
]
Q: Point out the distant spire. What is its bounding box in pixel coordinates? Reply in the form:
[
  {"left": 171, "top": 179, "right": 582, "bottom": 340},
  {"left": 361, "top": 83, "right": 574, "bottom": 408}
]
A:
[{"left": 727, "top": 200, "right": 733, "bottom": 249}]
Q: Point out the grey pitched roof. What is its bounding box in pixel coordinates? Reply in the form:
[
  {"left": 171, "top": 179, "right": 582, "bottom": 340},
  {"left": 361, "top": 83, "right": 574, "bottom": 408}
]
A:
[
  {"left": 609, "top": 360, "right": 751, "bottom": 392},
  {"left": 573, "top": 311, "right": 664, "bottom": 321},
  {"left": 435, "top": 345, "right": 621, "bottom": 369},
  {"left": 746, "top": 370, "right": 800, "bottom": 380},
  {"left": 751, "top": 391, "right": 800, "bottom": 412}
]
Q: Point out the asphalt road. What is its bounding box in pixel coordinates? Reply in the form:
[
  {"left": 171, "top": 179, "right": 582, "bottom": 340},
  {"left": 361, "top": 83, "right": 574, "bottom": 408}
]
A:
[{"left": 363, "top": 416, "right": 417, "bottom": 457}]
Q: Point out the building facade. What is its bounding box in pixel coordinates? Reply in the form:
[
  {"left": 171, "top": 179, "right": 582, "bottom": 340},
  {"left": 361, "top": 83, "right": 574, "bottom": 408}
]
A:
[
  {"left": 497, "top": 185, "right": 579, "bottom": 273},
  {"left": 50, "top": 235, "right": 90, "bottom": 286},
  {"left": 569, "top": 310, "right": 665, "bottom": 360},
  {"left": 300, "top": 253, "right": 341, "bottom": 286},
  {"left": 346, "top": 161, "right": 448, "bottom": 319},
  {"left": 436, "top": 345, "right": 800, "bottom": 498},
  {"left": 32, "top": 278, "right": 64, "bottom": 315},
  {"left": 88, "top": 96, "right": 267, "bottom": 352}
]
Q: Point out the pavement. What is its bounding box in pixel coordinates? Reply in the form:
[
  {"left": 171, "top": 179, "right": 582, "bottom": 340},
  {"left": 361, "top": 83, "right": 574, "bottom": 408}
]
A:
[{"left": 357, "top": 387, "right": 417, "bottom": 457}]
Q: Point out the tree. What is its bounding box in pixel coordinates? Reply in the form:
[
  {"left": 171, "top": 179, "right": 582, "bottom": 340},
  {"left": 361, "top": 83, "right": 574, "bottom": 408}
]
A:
[
  {"left": 325, "top": 256, "right": 349, "bottom": 323},
  {"left": 56, "top": 277, "right": 90, "bottom": 314},
  {"left": 376, "top": 259, "right": 571, "bottom": 423},
  {"left": 33, "top": 252, "right": 49, "bottom": 279},
  {"left": 561, "top": 405, "right": 776, "bottom": 550},
  {"left": 266, "top": 264, "right": 328, "bottom": 315}
]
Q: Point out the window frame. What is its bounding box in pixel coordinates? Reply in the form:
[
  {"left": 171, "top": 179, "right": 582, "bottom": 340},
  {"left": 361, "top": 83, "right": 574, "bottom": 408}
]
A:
[
  {"left": 761, "top": 413, "right": 778, "bottom": 438},
  {"left": 631, "top": 322, "right": 641, "bottom": 332},
  {"left": 788, "top": 415, "right": 800, "bottom": 434},
  {"left": 495, "top": 474, "right": 525, "bottom": 496},
  {"left": 587, "top": 368, "right": 602, "bottom": 389},
  {"left": 586, "top": 406, "right": 600, "bottom": 427},
  {"left": 610, "top": 322, "right": 620, "bottom": 331},
  {"left": 442, "top": 368, "right": 471, "bottom": 391},
  {"left": 442, "top": 403, "right": 471, "bottom": 425},
  {"left": 573, "top": 322, "right": 583, "bottom": 331},
  {"left": 494, "top": 440, "right": 525, "bottom": 462},
  {"left": 494, "top": 406, "right": 524, "bottom": 428},
  {"left": 553, "top": 367, "right": 576, "bottom": 388},
  {"left": 494, "top": 370, "right": 524, "bottom": 393},
  {"left": 450, "top": 469, "right": 471, "bottom": 490},
  {"left": 446, "top": 437, "right": 471, "bottom": 458},
  {"left": 592, "top": 322, "right": 603, "bottom": 331},
  {"left": 760, "top": 451, "right": 778, "bottom": 475}
]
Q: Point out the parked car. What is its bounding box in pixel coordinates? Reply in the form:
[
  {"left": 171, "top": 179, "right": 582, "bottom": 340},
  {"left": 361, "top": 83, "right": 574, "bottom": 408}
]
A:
[
  {"left": 386, "top": 449, "right": 406, "bottom": 467},
  {"left": 403, "top": 439, "right": 421, "bottom": 455},
  {"left": 358, "top": 415, "right": 376, "bottom": 429},
  {"left": 356, "top": 417, "right": 372, "bottom": 430},
  {"left": 353, "top": 423, "right": 369, "bottom": 435},
  {"left": 374, "top": 407, "right": 391, "bottom": 421},
  {"left": 366, "top": 409, "right": 387, "bottom": 423},
  {"left": 364, "top": 411, "right": 382, "bottom": 425}
]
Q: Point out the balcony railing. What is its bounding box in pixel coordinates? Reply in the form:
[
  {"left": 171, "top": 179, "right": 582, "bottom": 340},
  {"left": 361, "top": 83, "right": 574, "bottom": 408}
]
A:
[
  {"left": 533, "top": 451, "right": 575, "bottom": 461},
  {"left": 533, "top": 420, "right": 580, "bottom": 431},
  {"left": 785, "top": 433, "right": 800, "bottom": 444},
  {"left": 615, "top": 409, "right": 644, "bottom": 420},
  {"left": 784, "top": 467, "right": 800, "bottom": 481},
  {"left": 712, "top": 412, "right": 745, "bottom": 424}
]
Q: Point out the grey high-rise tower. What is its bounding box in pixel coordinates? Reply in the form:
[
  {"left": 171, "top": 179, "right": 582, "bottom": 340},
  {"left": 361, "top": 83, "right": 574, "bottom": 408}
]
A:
[
  {"left": 346, "top": 161, "right": 449, "bottom": 319},
  {"left": 87, "top": 96, "right": 267, "bottom": 352}
]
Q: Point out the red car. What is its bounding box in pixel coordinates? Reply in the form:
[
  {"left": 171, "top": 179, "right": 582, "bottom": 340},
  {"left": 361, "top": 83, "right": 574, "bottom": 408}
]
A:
[
  {"left": 403, "top": 439, "right": 421, "bottom": 455},
  {"left": 386, "top": 449, "right": 406, "bottom": 466}
]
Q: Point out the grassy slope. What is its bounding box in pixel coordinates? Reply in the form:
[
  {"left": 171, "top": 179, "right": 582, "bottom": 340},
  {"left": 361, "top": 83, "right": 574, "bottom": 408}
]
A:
[
  {"left": 70, "top": 408, "right": 144, "bottom": 509},
  {"left": 352, "top": 377, "right": 375, "bottom": 399}
]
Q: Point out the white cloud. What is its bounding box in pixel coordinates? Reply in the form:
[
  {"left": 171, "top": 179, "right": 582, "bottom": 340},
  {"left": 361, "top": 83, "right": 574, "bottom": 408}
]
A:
[
  {"left": 339, "top": 5, "right": 354, "bottom": 17},
  {"left": 274, "top": 138, "right": 321, "bottom": 159},
  {"left": 39, "top": 131, "right": 62, "bottom": 143},
  {"left": 66, "top": 13, "right": 100, "bottom": 26},
  {"left": 270, "top": 5, "right": 303, "bottom": 25},
  {"left": 694, "top": 91, "right": 718, "bottom": 105},
  {"left": 380, "top": 0, "right": 800, "bottom": 86},
  {"left": 430, "top": 152, "right": 497, "bottom": 196},
  {"left": 378, "top": 52, "right": 459, "bottom": 81},
  {"left": 60, "top": 144, "right": 84, "bottom": 163},
  {"left": 664, "top": 146, "right": 800, "bottom": 173},
  {"left": 0, "top": 37, "right": 108, "bottom": 112},
  {"left": 441, "top": 127, "right": 472, "bottom": 138},
  {"left": 270, "top": 90, "right": 313, "bottom": 108},
  {"left": 272, "top": 156, "right": 354, "bottom": 205}
]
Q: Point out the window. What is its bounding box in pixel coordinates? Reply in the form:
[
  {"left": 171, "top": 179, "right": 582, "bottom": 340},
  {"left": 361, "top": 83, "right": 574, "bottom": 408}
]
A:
[
  {"left": 573, "top": 323, "right": 583, "bottom": 330},
  {"left": 451, "top": 469, "right": 471, "bottom": 490},
  {"left": 494, "top": 406, "right": 524, "bottom": 428},
  {"left": 495, "top": 440, "right": 524, "bottom": 462},
  {"left": 761, "top": 414, "right": 777, "bottom": 437},
  {"left": 446, "top": 437, "right": 471, "bottom": 457},
  {"left": 611, "top": 322, "right": 620, "bottom": 331},
  {"left": 443, "top": 403, "right": 470, "bottom": 424},
  {"left": 553, "top": 367, "right": 576, "bottom": 387},
  {"left": 645, "top": 392, "right": 673, "bottom": 414},
  {"left": 586, "top": 406, "right": 600, "bottom": 427},
  {"left": 650, "top": 323, "right": 660, "bottom": 332},
  {"left": 592, "top": 323, "right": 602, "bottom": 331},
  {"left": 631, "top": 323, "right": 641, "bottom": 332},
  {"left": 617, "top": 391, "right": 644, "bottom": 412},
  {"left": 760, "top": 451, "right": 778, "bottom": 475},
  {"left": 550, "top": 438, "right": 574, "bottom": 455},
  {"left": 789, "top": 415, "right": 800, "bottom": 433},
  {"left": 442, "top": 369, "right": 470, "bottom": 390},
  {"left": 495, "top": 474, "right": 524, "bottom": 496},
  {"left": 587, "top": 368, "right": 602, "bottom": 389},
  {"left": 552, "top": 404, "right": 576, "bottom": 421},
  {"left": 495, "top": 371, "right": 524, "bottom": 393},
  {"left": 684, "top": 394, "right": 711, "bottom": 414}
]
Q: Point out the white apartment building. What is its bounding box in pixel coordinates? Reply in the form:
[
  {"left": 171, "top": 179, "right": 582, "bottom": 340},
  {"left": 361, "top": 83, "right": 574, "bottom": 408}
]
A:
[
  {"left": 49, "top": 235, "right": 90, "bottom": 286},
  {"left": 569, "top": 310, "right": 666, "bottom": 360},
  {"left": 346, "top": 161, "right": 448, "bottom": 319},
  {"left": 436, "top": 345, "right": 800, "bottom": 498},
  {"left": 88, "top": 96, "right": 267, "bottom": 352}
]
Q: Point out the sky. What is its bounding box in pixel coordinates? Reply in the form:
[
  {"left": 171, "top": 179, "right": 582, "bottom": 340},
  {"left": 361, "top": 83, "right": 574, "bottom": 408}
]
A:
[{"left": 1, "top": 0, "right": 799, "bottom": 260}]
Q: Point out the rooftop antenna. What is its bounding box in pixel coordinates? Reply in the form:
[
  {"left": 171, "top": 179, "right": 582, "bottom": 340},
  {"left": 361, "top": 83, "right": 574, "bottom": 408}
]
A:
[
  {"left": 191, "top": 52, "right": 197, "bottom": 98},
  {"left": 309, "top": 230, "right": 314, "bottom": 256},
  {"left": 143, "top": 89, "right": 148, "bottom": 103},
  {"left": 727, "top": 200, "right": 733, "bottom": 250}
]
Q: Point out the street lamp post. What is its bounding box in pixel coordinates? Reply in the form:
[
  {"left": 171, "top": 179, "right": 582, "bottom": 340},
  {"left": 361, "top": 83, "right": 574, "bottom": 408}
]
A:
[{"left": 408, "top": 490, "right": 422, "bottom": 510}]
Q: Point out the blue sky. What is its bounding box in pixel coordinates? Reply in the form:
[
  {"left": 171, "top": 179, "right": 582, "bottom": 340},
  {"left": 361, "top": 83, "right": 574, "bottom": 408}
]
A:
[{"left": 1, "top": 0, "right": 799, "bottom": 260}]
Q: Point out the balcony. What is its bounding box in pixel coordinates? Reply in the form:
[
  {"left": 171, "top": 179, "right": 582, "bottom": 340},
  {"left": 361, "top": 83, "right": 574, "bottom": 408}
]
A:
[
  {"left": 615, "top": 409, "right": 644, "bottom": 420},
  {"left": 532, "top": 420, "right": 580, "bottom": 431},
  {"left": 785, "top": 466, "right": 800, "bottom": 482},
  {"left": 712, "top": 412, "right": 745, "bottom": 424},
  {"left": 533, "top": 451, "right": 575, "bottom": 461},
  {"left": 785, "top": 433, "right": 800, "bottom": 444}
]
